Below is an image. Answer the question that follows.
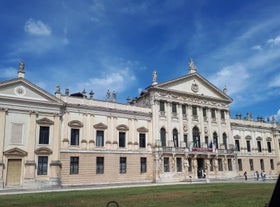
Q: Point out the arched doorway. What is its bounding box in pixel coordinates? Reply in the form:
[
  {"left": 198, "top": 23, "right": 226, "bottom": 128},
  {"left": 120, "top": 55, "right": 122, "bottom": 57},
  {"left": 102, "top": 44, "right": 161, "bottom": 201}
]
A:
[{"left": 192, "top": 127, "right": 200, "bottom": 148}]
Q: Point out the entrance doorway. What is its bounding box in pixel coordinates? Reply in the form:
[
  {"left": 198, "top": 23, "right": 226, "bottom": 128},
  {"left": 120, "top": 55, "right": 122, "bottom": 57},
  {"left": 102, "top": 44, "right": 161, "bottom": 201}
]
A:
[
  {"left": 6, "top": 159, "right": 22, "bottom": 186},
  {"left": 197, "top": 158, "right": 205, "bottom": 178}
]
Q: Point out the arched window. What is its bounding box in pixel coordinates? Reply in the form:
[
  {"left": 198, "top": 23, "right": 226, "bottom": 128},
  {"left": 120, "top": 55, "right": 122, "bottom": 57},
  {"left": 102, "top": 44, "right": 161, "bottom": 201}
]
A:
[
  {"left": 223, "top": 133, "right": 227, "bottom": 149},
  {"left": 192, "top": 127, "right": 200, "bottom": 148},
  {"left": 213, "top": 132, "right": 218, "bottom": 149},
  {"left": 173, "top": 128, "right": 178, "bottom": 147},
  {"left": 160, "top": 128, "right": 166, "bottom": 147}
]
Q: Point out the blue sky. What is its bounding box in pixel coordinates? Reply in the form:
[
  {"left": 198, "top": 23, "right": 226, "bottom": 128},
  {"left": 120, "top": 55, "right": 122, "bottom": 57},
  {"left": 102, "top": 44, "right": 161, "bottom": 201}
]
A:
[{"left": 1, "top": 0, "right": 280, "bottom": 120}]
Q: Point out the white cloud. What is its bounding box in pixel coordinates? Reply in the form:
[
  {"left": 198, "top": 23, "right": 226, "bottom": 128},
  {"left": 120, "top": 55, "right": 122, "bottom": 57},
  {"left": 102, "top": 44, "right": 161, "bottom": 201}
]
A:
[
  {"left": 24, "top": 19, "right": 52, "bottom": 36},
  {"left": 251, "top": 45, "right": 262, "bottom": 51},
  {"left": 267, "top": 35, "right": 280, "bottom": 46},
  {"left": 268, "top": 74, "right": 280, "bottom": 87},
  {"left": 0, "top": 67, "right": 17, "bottom": 79}
]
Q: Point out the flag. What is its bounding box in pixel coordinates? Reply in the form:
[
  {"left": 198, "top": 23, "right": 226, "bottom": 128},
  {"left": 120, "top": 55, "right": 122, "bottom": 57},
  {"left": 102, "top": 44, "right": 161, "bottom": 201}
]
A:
[{"left": 208, "top": 141, "right": 213, "bottom": 149}]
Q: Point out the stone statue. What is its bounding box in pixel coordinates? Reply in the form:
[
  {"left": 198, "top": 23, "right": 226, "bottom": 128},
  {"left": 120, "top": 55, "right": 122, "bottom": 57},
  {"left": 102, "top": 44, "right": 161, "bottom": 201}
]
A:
[
  {"left": 19, "top": 60, "right": 25, "bottom": 72},
  {"left": 106, "top": 90, "right": 110, "bottom": 101},
  {"left": 188, "top": 58, "right": 197, "bottom": 74},
  {"left": 152, "top": 71, "right": 158, "bottom": 85},
  {"left": 112, "top": 91, "right": 117, "bottom": 102}
]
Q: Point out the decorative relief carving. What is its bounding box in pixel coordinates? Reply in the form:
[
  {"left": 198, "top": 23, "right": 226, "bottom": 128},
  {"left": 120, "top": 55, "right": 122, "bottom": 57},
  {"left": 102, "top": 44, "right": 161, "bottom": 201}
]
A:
[
  {"left": 68, "top": 120, "right": 83, "bottom": 128},
  {"left": 36, "top": 118, "right": 54, "bottom": 125}
]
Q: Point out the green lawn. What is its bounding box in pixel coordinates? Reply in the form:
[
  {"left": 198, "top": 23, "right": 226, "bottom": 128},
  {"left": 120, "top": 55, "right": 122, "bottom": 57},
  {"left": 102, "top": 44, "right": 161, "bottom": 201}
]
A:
[{"left": 0, "top": 183, "right": 274, "bottom": 207}]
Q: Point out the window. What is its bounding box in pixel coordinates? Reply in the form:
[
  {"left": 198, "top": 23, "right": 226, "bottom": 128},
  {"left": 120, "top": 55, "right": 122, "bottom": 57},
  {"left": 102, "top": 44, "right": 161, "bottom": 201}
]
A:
[
  {"left": 213, "top": 132, "right": 218, "bottom": 149},
  {"left": 270, "top": 159, "right": 274, "bottom": 170},
  {"left": 246, "top": 140, "right": 251, "bottom": 152},
  {"left": 267, "top": 142, "right": 272, "bottom": 153},
  {"left": 221, "top": 110, "right": 225, "bottom": 119},
  {"left": 182, "top": 105, "right": 186, "bottom": 115},
  {"left": 260, "top": 159, "right": 264, "bottom": 171},
  {"left": 119, "top": 132, "right": 126, "bottom": 147},
  {"left": 249, "top": 159, "right": 254, "bottom": 171},
  {"left": 184, "top": 134, "right": 188, "bottom": 147},
  {"left": 140, "top": 157, "right": 147, "bottom": 173},
  {"left": 228, "top": 159, "right": 232, "bottom": 171},
  {"left": 192, "top": 106, "right": 197, "bottom": 116},
  {"left": 257, "top": 141, "right": 262, "bottom": 152},
  {"left": 120, "top": 157, "right": 126, "bottom": 173},
  {"left": 37, "top": 156, "right": 48, "bottom": 175},
  {"left": 164, "top": 157, "right": 170, "bottom": 172},
  {"left": 71, "top": 128, "right": 79, "bottom": 146},
  {"left": 39, "top": 126, "right": 49, "bottom": 144},
  {"left": 188, "top": 158, "right": 192, "bottom": 172},
  {"left": 172, "top": 102, "right": 177, "bottom": 113},
  {"left": 205, "top": 136, "right": 209, "bottom": 146},
  {"left": 173, "top": 129, "right": 178, "bottom": 147},
  {"left": 235, "top": 140, "right": 240, "bottom": 151},
  {"left": 238, "top": 159, "right": 243, "bottom": 171},
  {"left": 96, "top": 130, "right": 104, "bottom": 147},
  {"left": 70, "top": 157, "right": 79, "bottom": 174},
  {"left": 223, "top": 133, "right": 227, "bottom": 149},
  {"left": 139, "top": 133, "right": 146, "bottom": 148},
  {"left": 218, "top": 158, "right": 223, "bottom": 171},
  {"left": 96, "top": 157, "right": 104, "bottom": 174},
  {"left": 203, "top": 108, "right": 207, "bottom": 117},
  {"left": 211, "top": 108, "right": 216, "bottom": 118},
  {"left": 159, "top": 101, "right": 165, "bottom": 112},
  {"left": 160, "top": 128, "right": 166, "bottom": 147},
  {"left": 176, "top": 158, "right": 182, "bottom": 172}
]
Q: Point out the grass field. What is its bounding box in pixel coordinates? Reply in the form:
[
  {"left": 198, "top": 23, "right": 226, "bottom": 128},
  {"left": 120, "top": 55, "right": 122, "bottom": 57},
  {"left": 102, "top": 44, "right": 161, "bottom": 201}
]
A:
[{"left": 0, "top": 183, "right": 275, "bottom": 207}]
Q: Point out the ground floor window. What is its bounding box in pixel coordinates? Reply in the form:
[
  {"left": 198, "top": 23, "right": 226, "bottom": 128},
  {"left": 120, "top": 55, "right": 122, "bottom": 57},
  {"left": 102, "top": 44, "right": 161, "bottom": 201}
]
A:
[
  {"left": 218, "top": 158, "right": 223, "bottom": 171},
  {"left": 260, "top": 159, "right": 264, "bottom": 171},
  {"left": 70, "top": 157, "right": 79, "bottom": 174},
  {"left": 270, "top": 159, "right": 274, "bottom": 170},
  {"left": 140, "top": 157, "right": 147, "bottom": 173},
  {"left": 176, "top": 157, "right": 182, "bottom": 172},
  {"left": 188, "top": 158, "right": 192, "bottom": 172},
  {"left": 37, "top": 156, "right": 48, "bottom": 175},
  {"left": 96, "top": 157, "right": 104, "bottom": 174},
  {"left": 120, "top": 157, "right": 126, "bottom": 173},
  {"left": 249, "top": 159, "right": 254, "bottom": 171},
  {"left": 164, "top": 157, "right": 170, "bottom": 172},
  {"left": 238, "top": 159, "right": 242, "bottom": 171},
  {"left": 228, "top": 159, "right": 232, "bottom": 171}
]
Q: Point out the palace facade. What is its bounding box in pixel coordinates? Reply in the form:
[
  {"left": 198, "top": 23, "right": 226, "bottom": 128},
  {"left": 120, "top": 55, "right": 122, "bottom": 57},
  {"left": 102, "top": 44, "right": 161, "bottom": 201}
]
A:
[{"left": 0, "top": 60, "right": 279, "bottom": 189}]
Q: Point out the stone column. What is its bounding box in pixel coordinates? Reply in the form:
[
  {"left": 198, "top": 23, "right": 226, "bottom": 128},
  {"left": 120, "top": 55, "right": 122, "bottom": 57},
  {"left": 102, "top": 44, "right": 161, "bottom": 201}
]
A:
[{"left": 0, "top": 109, "right": 7, "bottom": 189}]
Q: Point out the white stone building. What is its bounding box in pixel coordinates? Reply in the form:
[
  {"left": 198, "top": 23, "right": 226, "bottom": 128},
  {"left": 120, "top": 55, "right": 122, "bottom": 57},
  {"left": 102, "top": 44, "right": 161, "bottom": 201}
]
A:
[{"left": 0, "top": 60, "right": 279, "bottom": 189}]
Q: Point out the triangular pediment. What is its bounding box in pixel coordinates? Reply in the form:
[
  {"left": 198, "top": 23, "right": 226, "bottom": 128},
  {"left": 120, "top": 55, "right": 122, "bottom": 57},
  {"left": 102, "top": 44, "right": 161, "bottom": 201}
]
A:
[
  {"left": 0, "top": 78, "right": 64, "bottom": 105},
  {"left": 4, "top": 147, "right": 28, "bottom": 157},
  {"left": 153, "top": 73, "right": 232, "bottom": 103}
]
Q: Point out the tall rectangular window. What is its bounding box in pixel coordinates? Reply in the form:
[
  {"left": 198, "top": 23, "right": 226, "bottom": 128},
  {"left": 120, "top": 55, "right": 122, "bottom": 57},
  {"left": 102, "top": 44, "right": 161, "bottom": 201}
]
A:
[
  {"left": 164, "top": 157, "right": 170, "bottom": 172},
  {"left": 246, "top": 140, "right": 251, "bottom": 152},
  {"left": 221, "top": 110, "right": 225, "bottom": 119},
  {"left": 159, "top": 101, "right": 165, "bottom": 112},
  {"left": 203, "top": 108, "right": 207, "bottom": 117},
  {"left": 37, "top": 156, "right": 48, "bottom": 175},
  {"left": 235, "top": 140, "right": 240, "bottom": 151},
  {"left": 192, "top": 106, "right": 197, "bottom": 116},
  {"left": 176, "top": 157, "right": 182, "bottom": 172},
  {"left": 70, "top": 157, "right": 79, "bottom": 174},
  {"left": 260, "top": 159, "right": 264, "bottom": 171},
  {"left": 70, "top": 128, "right": 80, "bottom": 146},
  {"left": 39, "top": 126, "right": 50, "bottom": 144},
  {"left": 238, "top": 159, "right": 243, "bottom": 171},
  {"left": 205, "top": 136, "right": 209, "bottom": 146},
  {"left": 182, "top": 105, "right": 186, "bottom": 115},
  {"left": 184, "top": 134, "right": 188, "bottom": 147},
  {"left": 120, "top": 157, "right": 126, "bottom": 173},
  {"left": 249, "top": 159, "right": 254, "bottom": 171},
  {"left": 96, "top": 130, "right": 104, "bottom": 147},
  {"left": 228, "top": 159, "right": 233, "bottom": 171},
  {"left": 140, "top": 157, "right": 147, "bottom": 173},
  {"left": 172, "top": 102, "right": 177, "bottom": 113},
  {"left": 139, "top": 133, "right": 146, "bottom": 148},
  {"left": 257, "top": 141, "right": 262, "bottom": 152},
  {"left": 270, "top": 159, "right": 274, "bottom": 170},
  {"left": 211, "top": 108, "right": 216, "bottom": 118},
  {"left": 96, "top": 157, "right": 104, "bottom": 174},
  {"left": 119, "top": 132, "right": 126, "bottom": 147},
  {"left": 267, "top": 142, "right": 272, "bottom": 153},
  {"left": 188, "top": 158, "right": 193, "bottom": 172}
]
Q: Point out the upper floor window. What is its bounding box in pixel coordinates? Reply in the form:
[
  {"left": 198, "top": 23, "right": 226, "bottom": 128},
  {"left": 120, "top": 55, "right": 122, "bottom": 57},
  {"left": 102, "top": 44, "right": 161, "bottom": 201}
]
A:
[
  {"left": 96, "top": 130, "right": 104, "bottom": 147},
  {"left": 159, "top": 101, "right": 165, "bottom": 112},
  {"left": 211, "top": 109, "right": 216, "bottom": 118},
  {"left": 221, "top": 110, "right": 225, "bottom": 119},
  {"left": 257, "top": 141, "right": 262, "bottom": 152},
  {"left": 182, "top": 105, "right": 186, "bottom": 115},
  {"left": 192, "top": 106, "right": 197, "bottom": 116},
  {"left": 213, "top": 132, "right": 218, "bottom": 149},
  {"left": 160, "top": 128, "right": 166, "bottom": 147},
  {"left": 139, "top": 133, "right": 146, "bottom": 148},
  {"left": 70, "top": 128, "right": 80, "bottom": 146},
  {"left": 172, "top": 102, "right": 177, "bottom": 113},
  {"left": 267, "top": 142, "right": 272, "bottom": 153},
  {"left": 235, "top": 140, "right": 240, "bottom": 151},
  {"left": 223, "top": 133, "right": 227, "bottom": 149},
  {"left": 39, "top": 126, "right": 50, "bottom": 144},
  {"left": 37, "top": 156, "right": 48, "bottom": 175},
  {"left": 246, "top": 140, "right": 251, "bottom": 152},
  {"left": 119, "top": 132, "right": 126, "bottom": 147},
  {"left": 203, "top": 108, "right": 207, "bottom": 117}
]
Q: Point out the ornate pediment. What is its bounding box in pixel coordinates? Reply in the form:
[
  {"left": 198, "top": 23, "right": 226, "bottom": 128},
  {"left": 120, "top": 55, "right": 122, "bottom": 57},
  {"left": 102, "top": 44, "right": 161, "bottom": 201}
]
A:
[
  {"left": 245, "top": 135, "right": 252, "bottom": 140},
  {"left": 68, "top": 120, "right": 83, "bottom": 128},
  {"left": 4, "top": 147, "right": 28, "bottom": 157},
  {"left": 36, "top": 117, "right": 54, "bottom": 125},
  {"left": 116, "top": 124, "right": 129, "bottom": 131},
  {"left": 34, "top": 147, "right": 53, "bottom": 155},
  {"left": 233, "top": 135, "right": 241, "bottom": 139},
  {"left": 256, "top": 136, "right": 262, "bottom": 141},
  {"left": 137, "top": 126, "right": 149, "bottom": 133},
  {"left": 93, "top": 122, "right": 108, "bottom": 130},
  {"left": 266, "top": 137, "right": 272, "bottom": 141}
]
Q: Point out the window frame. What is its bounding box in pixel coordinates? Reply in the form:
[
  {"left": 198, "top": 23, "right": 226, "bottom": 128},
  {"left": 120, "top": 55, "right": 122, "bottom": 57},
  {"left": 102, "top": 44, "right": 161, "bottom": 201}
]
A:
[
  {"left": 96, "top": 130, "right": 104, "bottom": 147},
  {"left": 120, "top": 157, "right": 127, "bottom": 174},
  {"left": 39, "top": 126, "right": 50, "bottom": 145},
  {"left": 96, "top": 157, "right": 104, "bottom": 174},
  {"left": 37, "top": 156, "right": 48, "bottom": 175},
  {"left": 70, "top": 156, "right": 79, "bottom": 174},
  {"left": 119, "top": 132, "right": 126, "bottom": 148},
  {"left": 70, "top": 128, "right": 80, "bottom": 146},
  {"left": 140, "top": 157, "right": 147, "bottom": 173}
]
